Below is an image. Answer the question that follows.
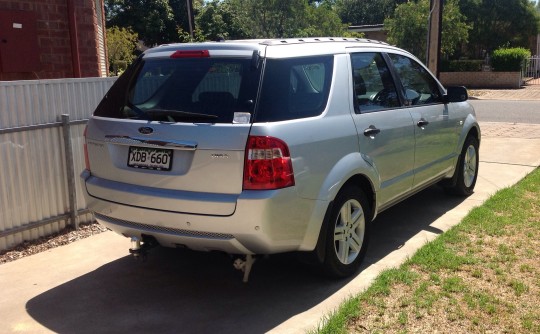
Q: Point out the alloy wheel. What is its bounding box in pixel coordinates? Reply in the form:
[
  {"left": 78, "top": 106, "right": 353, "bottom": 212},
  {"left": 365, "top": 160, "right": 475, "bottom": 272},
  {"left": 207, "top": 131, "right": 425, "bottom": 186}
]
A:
[
  {"left": 333, "top": 199, "right": 366, "bottom": 265},
  {"left": 463, "top": 144, "right": 477, "bottom": 188}
]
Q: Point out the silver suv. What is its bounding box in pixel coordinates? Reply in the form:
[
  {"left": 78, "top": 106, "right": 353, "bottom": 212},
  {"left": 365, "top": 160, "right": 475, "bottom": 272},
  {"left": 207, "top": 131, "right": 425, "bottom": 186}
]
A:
[{"left": 81, "top": 38, "right": 480, "bottom": 278}]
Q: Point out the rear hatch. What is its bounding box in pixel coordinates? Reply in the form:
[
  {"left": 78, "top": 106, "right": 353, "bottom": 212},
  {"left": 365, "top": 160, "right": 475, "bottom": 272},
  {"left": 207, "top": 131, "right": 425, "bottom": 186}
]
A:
[{"left": 84, "top": 44, "right": 263, "bottom": 216}]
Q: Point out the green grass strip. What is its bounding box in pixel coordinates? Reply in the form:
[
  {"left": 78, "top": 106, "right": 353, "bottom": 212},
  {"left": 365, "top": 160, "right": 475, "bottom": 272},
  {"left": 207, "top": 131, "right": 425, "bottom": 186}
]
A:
[{"left": 311, "top": 167, "right": 540, "bottom": 333}]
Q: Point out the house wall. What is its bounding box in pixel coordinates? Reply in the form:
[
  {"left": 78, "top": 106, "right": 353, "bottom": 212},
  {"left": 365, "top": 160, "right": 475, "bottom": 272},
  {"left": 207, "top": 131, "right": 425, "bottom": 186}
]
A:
[
  {"left": 362, "top": 31, "right": 388, "bottom": 43},
  {"left": 348, "top": 25, "right": 388, "bottom": 43},
  {"left": 0, "top": 0, "right": 107, "bottom": 81}
]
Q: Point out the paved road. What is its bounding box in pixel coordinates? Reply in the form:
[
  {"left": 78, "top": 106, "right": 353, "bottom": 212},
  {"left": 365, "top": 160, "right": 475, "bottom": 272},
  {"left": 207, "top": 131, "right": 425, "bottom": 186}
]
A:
[{"left": 470, "top": 100, "right": 540, "bottom": 124}]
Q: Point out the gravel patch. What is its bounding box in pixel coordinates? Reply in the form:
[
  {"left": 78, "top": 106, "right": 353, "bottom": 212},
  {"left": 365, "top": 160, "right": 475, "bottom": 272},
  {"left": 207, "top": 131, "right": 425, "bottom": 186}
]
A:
[{"left": 0, "top": 222, "right": 107, "bottom": 265}]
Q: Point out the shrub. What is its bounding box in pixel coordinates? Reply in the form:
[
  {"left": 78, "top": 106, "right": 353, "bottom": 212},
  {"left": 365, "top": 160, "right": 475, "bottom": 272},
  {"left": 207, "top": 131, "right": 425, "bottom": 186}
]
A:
[
  {"left": 491, "top": 47, "right": 531, "bottom": 72},
  {"left": 440, "top": 60, "right": 483, "bottom": 72}
]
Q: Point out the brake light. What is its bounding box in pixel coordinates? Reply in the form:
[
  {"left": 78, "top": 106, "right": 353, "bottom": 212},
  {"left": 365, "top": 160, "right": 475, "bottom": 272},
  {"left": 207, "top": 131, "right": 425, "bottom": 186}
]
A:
[
  {"left": 83, "top": 125, "right": 90, "bottom": 171},
  {"left": 170, "top": 50, "right": 210, "bottom": 58},
  {"left": 243, "top": 136, "right": 295, "bottom": 190}
]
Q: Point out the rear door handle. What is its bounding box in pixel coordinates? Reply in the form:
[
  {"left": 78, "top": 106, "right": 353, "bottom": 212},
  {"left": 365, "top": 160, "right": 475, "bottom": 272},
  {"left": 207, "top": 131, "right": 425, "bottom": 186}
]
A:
[
  {"left": 417, "top": 118, "right": 429, "bottom": 127},
  {"left": 363, "top": 125, "right": 381, "bottom": 137}
]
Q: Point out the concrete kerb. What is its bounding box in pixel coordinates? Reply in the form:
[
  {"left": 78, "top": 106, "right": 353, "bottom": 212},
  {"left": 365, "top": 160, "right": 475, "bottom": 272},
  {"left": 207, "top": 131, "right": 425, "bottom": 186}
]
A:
[{"left": 469, "top": 84, "right": 540, "bottom": 101}]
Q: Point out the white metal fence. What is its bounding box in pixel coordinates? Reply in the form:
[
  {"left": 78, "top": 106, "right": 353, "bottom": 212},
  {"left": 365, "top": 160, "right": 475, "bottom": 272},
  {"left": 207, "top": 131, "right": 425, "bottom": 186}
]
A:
[
  {"left": 0, "top": 77, "right": 116, "bottom": 251},
  {"left": 524, "top": 56, "right": 540, "bottom": 79}
]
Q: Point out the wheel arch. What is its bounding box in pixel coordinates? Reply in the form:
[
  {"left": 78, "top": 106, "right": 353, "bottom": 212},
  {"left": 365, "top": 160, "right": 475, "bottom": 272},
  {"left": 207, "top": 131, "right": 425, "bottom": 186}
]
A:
[
  {"left": 341, "top": 174, "right": 376, "bottom": 221},
  {"left": 460, "top": 115, "right": 481, "bottom": 149},
  {"left": 467, "top": 123, "right": 480, "bottom": 144},
  {"left": 442, "top": 117, "right": 481, "bottom": 188},
  {"left": 315, "top": 152, "right": 380, "bottom": 202},
  {"left": 305, "top": 165, "right": 378, "bottom": 264}
]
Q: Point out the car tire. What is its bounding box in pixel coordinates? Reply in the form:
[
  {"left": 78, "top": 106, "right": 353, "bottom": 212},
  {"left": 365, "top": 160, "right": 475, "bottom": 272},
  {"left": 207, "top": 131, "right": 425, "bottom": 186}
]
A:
[
  {"left": 321, "top": 185, "right": 371, "bottom": 278},
  {"left": 446, "top": 136, "right": 479, "bottom": 196}
]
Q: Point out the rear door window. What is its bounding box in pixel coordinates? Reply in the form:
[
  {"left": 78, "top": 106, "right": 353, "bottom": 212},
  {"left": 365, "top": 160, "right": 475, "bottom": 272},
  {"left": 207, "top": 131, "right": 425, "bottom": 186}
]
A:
[{"left": 255, "top": 56, "right": 333, "bottom": 122}]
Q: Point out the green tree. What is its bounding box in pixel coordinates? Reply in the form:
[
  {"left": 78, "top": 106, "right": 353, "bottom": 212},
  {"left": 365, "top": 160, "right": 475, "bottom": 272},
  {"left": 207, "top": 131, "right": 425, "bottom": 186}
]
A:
[
  {"left": 104, "top": 0, "right": 359, "bottom": 45},
  {"left": 195, "top": 1, "right": 228, "bottom": 40},
  {"left": 169, "top": 0, "right": 206, "bottom": 38},
  {"left": 459, "top": 0, "right": 540, "bottom": 57},
  {"left": 247, "top": 0, "right": 308, "bottom": 38},
  {"left": 105, "top": 0, "right": 177, "bottom": 46},
  {"left": 196, "top": 0, "right": 251, "bottom": 40},
  {"left": 385, "top": 0, "right": 470, "bottom": 61},
  {"left": 335, "top": 0, "right": 406, "bottom": 25},
  {"left": 106, "top": 26, "right": 139, "bottom": 75},
  {"left": 300, "top": 2, "right": 349, "bottom": 37},
  {"left": 169, "top": 0, "right": 193, "bottom": 35},
  {"left": 196, "top": 0, "right": 347, "bottom": 40}
]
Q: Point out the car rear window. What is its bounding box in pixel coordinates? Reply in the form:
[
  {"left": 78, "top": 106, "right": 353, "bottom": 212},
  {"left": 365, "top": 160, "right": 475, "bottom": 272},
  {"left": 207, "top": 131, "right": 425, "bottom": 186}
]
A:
[
  {"left": 254, "top": 56, "right": 334, "bottom": 122},
  {"left": 94, "top": 56, "right": 261, "bottom": 123}
]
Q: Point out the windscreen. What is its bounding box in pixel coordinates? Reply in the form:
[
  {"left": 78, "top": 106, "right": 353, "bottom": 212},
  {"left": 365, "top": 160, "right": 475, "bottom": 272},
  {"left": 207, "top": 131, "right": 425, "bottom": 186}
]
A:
[{"left": 94, "top": 56, "right": 261, "bottom": 123}]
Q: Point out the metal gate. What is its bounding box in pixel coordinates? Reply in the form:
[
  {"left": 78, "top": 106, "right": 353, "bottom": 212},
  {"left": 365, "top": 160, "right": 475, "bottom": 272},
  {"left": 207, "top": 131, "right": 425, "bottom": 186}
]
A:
[{"left": 524, "top": 57, "right": 540, "bottom": 84}]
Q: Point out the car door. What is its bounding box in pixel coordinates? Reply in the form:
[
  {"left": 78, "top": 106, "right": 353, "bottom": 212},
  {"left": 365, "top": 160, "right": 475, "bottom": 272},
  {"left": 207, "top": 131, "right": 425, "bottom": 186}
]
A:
[
  {"left": 387, "top": 53, "right": 459, "bottom": 189},
  {"left": 349, "top": 52, "right": 415, "bottom": 209}
]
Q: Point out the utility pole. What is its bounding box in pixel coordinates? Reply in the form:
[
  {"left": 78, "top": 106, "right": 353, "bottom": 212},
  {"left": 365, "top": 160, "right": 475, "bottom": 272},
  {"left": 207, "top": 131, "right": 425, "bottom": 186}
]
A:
[
  {"left": 186, "top": 0, "right": 194, "bottom": 40},
  {"left": 426, "top": 0, "right": 443, "bottom": 77}
]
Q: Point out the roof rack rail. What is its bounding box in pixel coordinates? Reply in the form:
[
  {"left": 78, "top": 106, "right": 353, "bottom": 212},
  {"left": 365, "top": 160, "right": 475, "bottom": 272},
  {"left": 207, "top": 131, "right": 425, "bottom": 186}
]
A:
[{"left": 260, "top": 37, "right": 389, "bottom": 46}]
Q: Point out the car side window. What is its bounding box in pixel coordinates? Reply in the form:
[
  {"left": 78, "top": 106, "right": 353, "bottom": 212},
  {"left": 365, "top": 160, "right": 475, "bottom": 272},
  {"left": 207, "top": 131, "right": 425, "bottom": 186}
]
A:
[
  {"left": 350, "top": 52, "right": 400, "bottom": 113},
  {"left": 256, "top": 56, "right": 333, "bottom": 122},
  {"left": 388, "top": 54, "right": 443, "bottom": 106}
]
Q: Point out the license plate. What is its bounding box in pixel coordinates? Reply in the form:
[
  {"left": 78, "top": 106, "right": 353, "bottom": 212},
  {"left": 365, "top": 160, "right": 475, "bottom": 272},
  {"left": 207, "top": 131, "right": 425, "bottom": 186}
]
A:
[{"left": 127, "top": 146, "right": 173, "bottom": 171}]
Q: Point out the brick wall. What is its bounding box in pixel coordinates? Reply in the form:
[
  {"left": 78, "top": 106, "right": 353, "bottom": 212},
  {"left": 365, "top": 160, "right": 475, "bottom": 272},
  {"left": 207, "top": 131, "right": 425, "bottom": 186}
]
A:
[
  {"left": 439, "top": 72, "right": 522, "bottom": 89},
  {"left": 0, "top": 0, "right": 106, "bottom": 80}
]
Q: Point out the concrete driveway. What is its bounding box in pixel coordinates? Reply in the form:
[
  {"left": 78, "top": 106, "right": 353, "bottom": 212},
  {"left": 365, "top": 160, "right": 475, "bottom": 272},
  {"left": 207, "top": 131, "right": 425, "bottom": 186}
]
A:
[{"left": 1, "top": 122, "right": 539, "bottom": 334}]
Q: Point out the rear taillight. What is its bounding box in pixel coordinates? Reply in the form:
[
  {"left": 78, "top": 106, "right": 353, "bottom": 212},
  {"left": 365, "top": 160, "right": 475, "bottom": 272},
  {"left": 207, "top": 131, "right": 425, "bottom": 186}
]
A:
[
  {"left": 243, "top": 136, "right": 295, "bottom": 190},
  {"left": 83, "top": 125, "right": 90, "bottom": 171}
]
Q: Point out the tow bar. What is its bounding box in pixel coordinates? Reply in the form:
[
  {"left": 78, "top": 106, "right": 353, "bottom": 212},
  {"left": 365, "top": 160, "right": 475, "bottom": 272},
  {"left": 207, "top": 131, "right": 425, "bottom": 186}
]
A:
[
  {"left": 129, "top": 236, "right": 257, "bottom": 283},
  {"left": 129, "top": 235, "right": 158, "bottom": 259}
]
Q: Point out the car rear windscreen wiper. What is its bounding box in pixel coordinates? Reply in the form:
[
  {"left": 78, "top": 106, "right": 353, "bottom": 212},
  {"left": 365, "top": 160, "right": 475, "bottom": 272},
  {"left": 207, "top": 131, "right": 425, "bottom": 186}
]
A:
[
  {"left": 126, "top": 101, "right": 150, "bottom": 119},
  {"left": 145, "top": 109, "right": 219, "bottom": 121}
]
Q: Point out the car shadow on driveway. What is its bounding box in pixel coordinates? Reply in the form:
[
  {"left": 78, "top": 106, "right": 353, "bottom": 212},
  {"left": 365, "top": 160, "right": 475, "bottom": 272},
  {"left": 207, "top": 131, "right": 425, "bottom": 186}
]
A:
[{"left": 26, "top": 186, "right": 464, "bottom": 334}]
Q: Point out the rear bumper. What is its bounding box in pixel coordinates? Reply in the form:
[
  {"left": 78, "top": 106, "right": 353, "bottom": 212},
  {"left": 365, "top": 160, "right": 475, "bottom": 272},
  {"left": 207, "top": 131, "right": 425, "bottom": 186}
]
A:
[
  {"left": 84, "top": 173, "right": 238, "bottom": 216},
  {"left": 82, "top": 172, "right": 329, "bottom": 254}
]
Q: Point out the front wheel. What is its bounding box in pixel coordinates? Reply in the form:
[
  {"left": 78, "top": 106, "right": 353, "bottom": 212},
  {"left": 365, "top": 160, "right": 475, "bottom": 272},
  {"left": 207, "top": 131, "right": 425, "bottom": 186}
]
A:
[
  {"left": 321, "top": 186, "right": 371, "bottom": 278},
  {"left": 446, "top": 136, "right": 479, "bottom": 196}
]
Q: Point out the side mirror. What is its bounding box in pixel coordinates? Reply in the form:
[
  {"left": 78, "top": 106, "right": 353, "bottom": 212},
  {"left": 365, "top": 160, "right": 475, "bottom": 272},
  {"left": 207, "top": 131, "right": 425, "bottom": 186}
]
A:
[{"left": 444, "top": 86, "right": 468, "bottom": 103}]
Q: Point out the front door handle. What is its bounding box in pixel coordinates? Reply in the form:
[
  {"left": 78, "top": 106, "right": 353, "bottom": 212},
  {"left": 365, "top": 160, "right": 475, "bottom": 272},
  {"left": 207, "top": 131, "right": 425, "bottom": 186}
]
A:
[
  {"left": 364, "top": 125, "right": 381, "bottom": 137},
  {"left": 417, "top": 118, "right": 429, "bottom": 127}
]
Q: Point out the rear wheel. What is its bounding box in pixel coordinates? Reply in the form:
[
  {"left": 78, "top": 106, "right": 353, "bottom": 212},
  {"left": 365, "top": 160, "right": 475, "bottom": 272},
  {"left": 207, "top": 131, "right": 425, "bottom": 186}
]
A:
[
  {"left": 446, "top": 136, "right": 479, "bottom": 196},
  {"left": 321, "top": 186, "right": 371, "bottom": 278}
]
